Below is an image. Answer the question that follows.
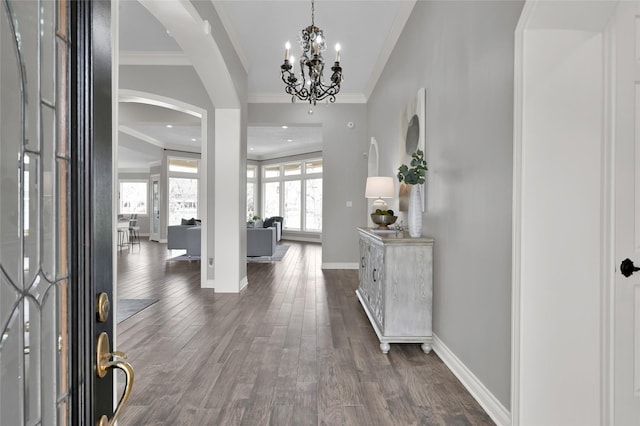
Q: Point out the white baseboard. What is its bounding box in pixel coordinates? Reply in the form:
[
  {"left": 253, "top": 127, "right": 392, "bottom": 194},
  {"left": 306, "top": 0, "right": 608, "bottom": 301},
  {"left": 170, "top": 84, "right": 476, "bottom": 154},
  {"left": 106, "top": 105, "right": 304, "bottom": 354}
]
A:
[
  {"left": 282, "top": 235, "right": 321, "bottom": 243},
  {"left": 432, "top": 334, "right": 511, "bottom": 426},
  {"left": 321, "top": 262, "right": 358, "bottom": 270},
  {"left": 239, "top": 277, "right": 248, "bottom": 291}
]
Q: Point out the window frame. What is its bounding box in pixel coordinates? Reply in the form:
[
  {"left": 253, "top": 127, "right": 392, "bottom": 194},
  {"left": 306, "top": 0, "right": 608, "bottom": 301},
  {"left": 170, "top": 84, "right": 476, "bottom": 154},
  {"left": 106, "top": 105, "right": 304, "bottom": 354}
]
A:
[
  {"left": 167, "top": 156, "right": 200, "bottom": 225},
  {"left": 118, "top": 179, "right": 149, "bottom": 215},
  {"left": 261, "top": 157, "right": 322, "bottom": 232},
  {"left": 247, "top": 164, "right": 258, "bottom": 220}
]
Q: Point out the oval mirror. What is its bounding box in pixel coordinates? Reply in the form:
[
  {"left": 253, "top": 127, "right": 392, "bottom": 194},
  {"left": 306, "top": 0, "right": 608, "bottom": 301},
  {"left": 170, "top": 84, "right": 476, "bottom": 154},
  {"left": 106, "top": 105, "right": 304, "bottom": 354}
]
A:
[{"left": 405, "top": 114, "right": 420, "bottom": 154}]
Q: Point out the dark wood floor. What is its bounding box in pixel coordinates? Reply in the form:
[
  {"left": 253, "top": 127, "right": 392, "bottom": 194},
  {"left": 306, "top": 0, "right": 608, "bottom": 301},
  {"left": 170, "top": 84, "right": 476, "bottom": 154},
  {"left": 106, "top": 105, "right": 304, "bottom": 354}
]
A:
[{"left": 116, "top": 239, "right": 493, "bottom": 426}]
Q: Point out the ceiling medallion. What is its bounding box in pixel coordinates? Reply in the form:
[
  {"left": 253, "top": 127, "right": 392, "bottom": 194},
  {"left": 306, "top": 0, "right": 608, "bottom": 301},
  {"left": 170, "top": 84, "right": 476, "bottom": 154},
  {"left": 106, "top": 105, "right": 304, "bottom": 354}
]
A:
[{"left": 280, "top": 0, "right": 343, "bottom": 105}]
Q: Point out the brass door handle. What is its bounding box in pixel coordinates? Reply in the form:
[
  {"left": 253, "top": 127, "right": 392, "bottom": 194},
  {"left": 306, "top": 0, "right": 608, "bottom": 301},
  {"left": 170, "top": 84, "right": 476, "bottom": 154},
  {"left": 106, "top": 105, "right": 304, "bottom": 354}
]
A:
[{"left": 96, "top": 332, "right": 134, "bottom": 426}]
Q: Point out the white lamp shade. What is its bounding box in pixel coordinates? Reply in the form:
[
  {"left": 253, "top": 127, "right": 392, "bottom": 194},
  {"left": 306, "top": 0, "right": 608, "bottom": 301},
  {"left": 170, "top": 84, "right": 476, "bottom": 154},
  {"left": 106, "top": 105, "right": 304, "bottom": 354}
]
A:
[{"left": 365, "top": 176, "right": 394, "bottom": 199}]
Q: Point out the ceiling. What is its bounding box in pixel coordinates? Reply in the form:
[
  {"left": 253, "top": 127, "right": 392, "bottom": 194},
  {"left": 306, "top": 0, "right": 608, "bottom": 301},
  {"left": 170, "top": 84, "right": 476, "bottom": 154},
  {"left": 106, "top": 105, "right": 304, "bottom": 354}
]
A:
[{"left": 118, "top": 0, "right": 414, "bottom": 169}]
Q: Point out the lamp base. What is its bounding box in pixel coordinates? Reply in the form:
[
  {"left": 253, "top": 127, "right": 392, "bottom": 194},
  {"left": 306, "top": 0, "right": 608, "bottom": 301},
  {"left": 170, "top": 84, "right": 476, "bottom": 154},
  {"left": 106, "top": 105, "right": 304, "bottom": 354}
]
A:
[{"left": 372, "top": 198, "right": 388, "bottom": 211}]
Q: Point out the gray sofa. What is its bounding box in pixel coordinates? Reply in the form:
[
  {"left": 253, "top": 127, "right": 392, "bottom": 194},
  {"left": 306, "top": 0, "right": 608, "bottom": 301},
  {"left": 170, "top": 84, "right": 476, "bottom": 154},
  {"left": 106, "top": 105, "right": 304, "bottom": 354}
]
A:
[
  {"left": 168, "top": 224, "right": 201, "bottom": 257},
  {"left": 247, "top": 227, "right": 276, "bottom": 257},
  {"left": 185, "top": 227, "right": 201, "bottom": 257}
]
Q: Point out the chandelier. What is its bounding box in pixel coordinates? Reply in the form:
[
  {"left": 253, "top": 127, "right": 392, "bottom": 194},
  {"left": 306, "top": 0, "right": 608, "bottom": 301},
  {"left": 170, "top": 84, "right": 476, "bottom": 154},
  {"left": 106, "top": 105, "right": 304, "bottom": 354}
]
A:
[{"left": 280, "top": 0, "right": 343, "bottom": 105}]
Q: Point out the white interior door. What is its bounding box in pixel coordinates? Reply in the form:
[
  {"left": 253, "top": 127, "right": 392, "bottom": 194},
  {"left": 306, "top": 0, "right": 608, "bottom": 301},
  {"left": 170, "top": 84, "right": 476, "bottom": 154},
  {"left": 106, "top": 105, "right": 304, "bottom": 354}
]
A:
[{"left": 614, "top": 1, "right": 640, "bottom": 423}]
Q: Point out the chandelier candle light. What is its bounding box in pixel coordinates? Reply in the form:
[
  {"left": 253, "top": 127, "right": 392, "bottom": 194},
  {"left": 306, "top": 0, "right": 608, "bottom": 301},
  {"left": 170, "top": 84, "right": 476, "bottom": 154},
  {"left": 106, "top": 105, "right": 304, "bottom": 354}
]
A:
[{"left": 280, "top": 0, "right": 343, "bottom": 105}]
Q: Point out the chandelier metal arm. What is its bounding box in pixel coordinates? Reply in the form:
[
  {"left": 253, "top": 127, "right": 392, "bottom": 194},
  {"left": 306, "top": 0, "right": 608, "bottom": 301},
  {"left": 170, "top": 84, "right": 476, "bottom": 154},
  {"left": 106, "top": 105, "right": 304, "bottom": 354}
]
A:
[{"left": 281, "top": 60, "right": 342, "bottom": 105}]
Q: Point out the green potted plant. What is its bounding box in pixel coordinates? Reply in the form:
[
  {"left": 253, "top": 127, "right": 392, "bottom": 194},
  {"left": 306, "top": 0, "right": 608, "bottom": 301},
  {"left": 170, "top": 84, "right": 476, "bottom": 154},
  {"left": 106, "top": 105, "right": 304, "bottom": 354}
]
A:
[
  {"left": 397, "top": 149, "right": 427, "bottom": 185},
  {"left": 397, "top": 149, "right": 427, "bottom": 237},
  {"left": 247, "top": 215, "right": 261, "bottom": 228}
]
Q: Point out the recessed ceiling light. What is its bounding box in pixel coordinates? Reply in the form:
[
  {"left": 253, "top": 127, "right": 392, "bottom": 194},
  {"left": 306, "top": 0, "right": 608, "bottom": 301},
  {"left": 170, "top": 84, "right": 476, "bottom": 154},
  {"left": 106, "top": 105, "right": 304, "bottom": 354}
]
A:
[
  {"left": 191, "top": 138, "right": 197, "bottom": 142},
  {"left": 281, "top": 125, "right": 288, "bottom": 129},
  {"left": 287, "top": 139, "right": 293, "bottom": 142},
  {"left": 166, "top": 124, "right": 173, "bottom": 128},
  {"left": 249, "top": 147, "right": 254, "bottom": 151}
]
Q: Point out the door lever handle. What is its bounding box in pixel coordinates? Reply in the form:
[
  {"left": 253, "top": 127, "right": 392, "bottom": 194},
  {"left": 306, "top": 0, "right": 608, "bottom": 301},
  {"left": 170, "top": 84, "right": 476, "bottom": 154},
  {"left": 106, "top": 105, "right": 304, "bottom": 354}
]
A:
[
  {"left": 620, "top": 258, "right": 640, "bottom": 277},
  {"left": 96, "top": 332, "right": 134, "bottom": 426}
]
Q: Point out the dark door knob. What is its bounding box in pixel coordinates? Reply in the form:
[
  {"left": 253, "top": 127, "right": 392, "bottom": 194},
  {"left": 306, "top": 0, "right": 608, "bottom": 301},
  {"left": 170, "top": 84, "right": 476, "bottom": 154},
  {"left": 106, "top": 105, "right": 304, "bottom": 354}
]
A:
[{"left": 620, "top": 258, "right": 640, "bottom": 277}]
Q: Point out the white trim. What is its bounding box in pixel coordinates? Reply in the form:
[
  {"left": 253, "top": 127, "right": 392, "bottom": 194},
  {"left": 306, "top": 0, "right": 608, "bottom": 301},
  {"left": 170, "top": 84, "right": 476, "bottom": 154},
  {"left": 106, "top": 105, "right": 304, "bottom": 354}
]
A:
[
  {"left": 321, "top": 262, "right": 358, "bottom": 270},
  {"left": 281, "top": 235, "right": 322, "bottom": 243},
  {"left": 119, "top": 89, "right": 202, "bottom": 117},
  {"left": 510, "top": 3, "right": 535, "bottom": 423},
  {"left": 139, "top": 0, "right": 241, "bottom": 108},
  {"left": 363, "top": 0, "right": 416, "bottom": 100},
  {"left": 249, "top": 145, "right": 323, "bottom": 162},
  {"left": 249, "top": 92, "right": 367, "bottom": 104},
  {"left": 211, "top": 1, "right": 249, "bottom": 73},
  {"left": 115, "top": 89, "right": 209, "bottom": 291},
  {"left": 207, "top": 279, "right": 247, "bottom": 294},
  {"left": 117, "top": 167, "right": 150, "bottom": 174},
  {"left": 239, "top": 276, "right": 248, "bottom": 292},
  {"left": 602, "top": 10, "right": 616, "bottom": 426},
  {"left": 119, "top": 125, "right": 164, "bottom": 148},
  {"left": 119, "top": 51, "right": 191, "bottom": 66},
  {"left": 433, "top": 334, "right": 511, "bottom": 426}
]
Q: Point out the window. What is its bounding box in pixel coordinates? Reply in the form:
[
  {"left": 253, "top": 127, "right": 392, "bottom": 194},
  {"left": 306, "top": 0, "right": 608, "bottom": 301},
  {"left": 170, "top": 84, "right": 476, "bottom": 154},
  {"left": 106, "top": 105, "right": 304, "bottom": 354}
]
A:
[
  {"left": 169, "top": 158, "right": 199, "bottom": 174},
  {"left": 284, "top": 162, "right": 301, "bottom": 176},
  {"left": 247, "top": 165, "right": 257, "bottom": 219},
  {"left": 263, "top": 181, "right": 280, "bottom": 219},
  {"left": 284, "top": 180, "right": 301, "bottom": 230},
  {"left": 168, "top": 157, "right": 199, "bottom": 225},
  {"left": 119, "top": 181, "right": 148, "bottom": 215},
  {"left": 305, "top": 159, "right": 323, "bottom": 174},
  {"left": 262, "top": 158, "right": 322, "bottom": 232},
  {"left": 168, "top": 178, "right": 198, "bottom": 225},
  {"left": 264, "top": 165, "right": 280, "bottom": 178},
  {"left": 305, "top": 178, "right": 322, "bottom": 231}
]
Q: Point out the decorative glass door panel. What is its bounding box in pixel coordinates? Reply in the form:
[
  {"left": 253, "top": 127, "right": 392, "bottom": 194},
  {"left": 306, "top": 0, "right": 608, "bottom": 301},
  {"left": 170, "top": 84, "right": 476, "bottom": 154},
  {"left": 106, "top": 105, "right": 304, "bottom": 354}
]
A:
[{"left": 1, "top": 0, "right": 71, "bottom": 424}]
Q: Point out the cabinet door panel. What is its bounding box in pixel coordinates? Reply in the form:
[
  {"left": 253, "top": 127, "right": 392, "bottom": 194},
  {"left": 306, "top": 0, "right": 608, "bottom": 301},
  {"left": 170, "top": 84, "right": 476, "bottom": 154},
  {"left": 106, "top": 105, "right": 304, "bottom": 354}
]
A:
[
  {"left": 369, "top": 243, "right": 385, "bottom": 328},
  {"left": 384, "top": 245, "right": 432, "bottom": 336}
]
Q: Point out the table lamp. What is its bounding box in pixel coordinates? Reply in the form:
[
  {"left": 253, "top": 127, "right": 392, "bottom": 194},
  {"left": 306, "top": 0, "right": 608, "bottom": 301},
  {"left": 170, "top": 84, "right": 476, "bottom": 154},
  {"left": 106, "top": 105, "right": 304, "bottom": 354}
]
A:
[{"left": 365, "top": 176, "right": 394, "bottom": 210}]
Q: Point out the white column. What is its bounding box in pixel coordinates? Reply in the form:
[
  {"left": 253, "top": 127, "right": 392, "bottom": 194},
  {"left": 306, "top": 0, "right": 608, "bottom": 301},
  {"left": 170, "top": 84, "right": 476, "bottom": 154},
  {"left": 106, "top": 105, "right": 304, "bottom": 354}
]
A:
[{"left": 208, "top": 108, "right": 243, "bottom": 292}]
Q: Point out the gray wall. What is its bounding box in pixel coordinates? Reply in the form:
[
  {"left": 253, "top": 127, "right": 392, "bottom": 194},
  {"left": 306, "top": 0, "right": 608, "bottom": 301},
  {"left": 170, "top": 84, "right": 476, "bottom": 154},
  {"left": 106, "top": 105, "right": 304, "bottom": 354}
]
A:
[
  {"left": 367, "top": 1, "right": 523, "bottom": 409},
  {"left": 249, "top": 103, "right": 367, "bottom": 266}
]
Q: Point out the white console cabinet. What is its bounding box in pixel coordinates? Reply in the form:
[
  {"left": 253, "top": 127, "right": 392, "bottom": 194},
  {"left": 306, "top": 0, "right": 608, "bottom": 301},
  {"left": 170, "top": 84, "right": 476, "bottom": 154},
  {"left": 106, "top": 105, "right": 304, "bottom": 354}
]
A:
[{"left": 356, "top": 228, "right": 434, "bottom": 354}]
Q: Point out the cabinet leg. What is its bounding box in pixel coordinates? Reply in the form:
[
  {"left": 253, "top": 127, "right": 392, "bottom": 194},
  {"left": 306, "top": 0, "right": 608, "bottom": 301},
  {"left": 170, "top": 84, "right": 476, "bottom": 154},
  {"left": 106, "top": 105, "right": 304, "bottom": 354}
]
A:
[
  {"left": 380, "top": 342, "right": 391, "bottom": 354},
  {"left": 421, "top": 343, "right": 432, "bottom": 354}
]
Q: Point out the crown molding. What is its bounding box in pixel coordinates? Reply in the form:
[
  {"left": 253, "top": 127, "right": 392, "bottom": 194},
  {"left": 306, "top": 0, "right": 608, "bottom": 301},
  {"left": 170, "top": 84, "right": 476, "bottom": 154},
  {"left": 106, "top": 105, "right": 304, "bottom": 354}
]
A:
[
  {"left": 119, "top": 51, "right": 191, "bottom": 66},
  {"left": 364, "top": 0, "right": 416, "bottom": 100},
  {"left": 248, "top": 146, "right": 322, "bottom": 162},
  {"left": 248, "top": 92, "right": 367, "bottom": 104},
  {"left": 119, "top": 125, "right": 165, "bottom": 148}
]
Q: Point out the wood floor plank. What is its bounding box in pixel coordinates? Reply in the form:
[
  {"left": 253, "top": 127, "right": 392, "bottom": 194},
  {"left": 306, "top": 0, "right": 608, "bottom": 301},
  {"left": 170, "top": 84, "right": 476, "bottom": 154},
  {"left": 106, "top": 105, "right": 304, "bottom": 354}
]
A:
[{"left": 116, "top": 239, "right": 494, "bottom": 426}]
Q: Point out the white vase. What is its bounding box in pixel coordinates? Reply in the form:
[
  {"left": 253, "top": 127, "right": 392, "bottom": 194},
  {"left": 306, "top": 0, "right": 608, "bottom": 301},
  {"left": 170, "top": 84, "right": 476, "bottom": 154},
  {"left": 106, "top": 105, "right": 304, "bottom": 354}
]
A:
[{"left": 408, "top": 184, "right": 422, "bottom": 237}]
